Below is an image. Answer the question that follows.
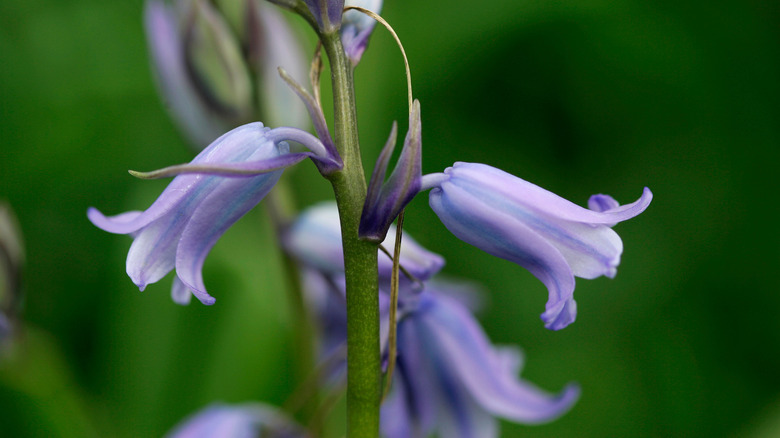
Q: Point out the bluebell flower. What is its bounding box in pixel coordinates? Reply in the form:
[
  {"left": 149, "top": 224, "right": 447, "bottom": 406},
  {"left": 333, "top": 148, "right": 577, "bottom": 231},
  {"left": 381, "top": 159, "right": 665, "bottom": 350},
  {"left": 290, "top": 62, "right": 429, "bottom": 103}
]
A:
[
  {"left": 286, "top": 201, "right": 444, "bottom": 282},
  {"left": 88, "top": 123, "right": 338, "bottom": 305},
  {"left": 166, "top": 402, "right": 307, "bottom": 438},
  {"left": 423, "top": 162, "right": 653, "bottom": 330},
  {"left": 286, "top": 203, "right": 579, "bottom": 436},
  {"left": 342, "top": 0, "right": 383, "bottom": 65},
  {"left": 382, "top": 290, "right": 580, "bottom": 438},
  {"left": 145, "top": 0, "right": 308, "bottom": 148}
]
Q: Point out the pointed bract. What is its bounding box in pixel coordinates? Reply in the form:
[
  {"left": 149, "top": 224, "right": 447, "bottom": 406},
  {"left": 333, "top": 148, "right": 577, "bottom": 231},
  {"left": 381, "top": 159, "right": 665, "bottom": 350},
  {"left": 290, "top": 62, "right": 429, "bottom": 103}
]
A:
[
  {"left": 359, "top": 100, "right": 423, "bottom": 242},
  {"left": 427, "top": 162, "right": 652, "bottom": 330}
]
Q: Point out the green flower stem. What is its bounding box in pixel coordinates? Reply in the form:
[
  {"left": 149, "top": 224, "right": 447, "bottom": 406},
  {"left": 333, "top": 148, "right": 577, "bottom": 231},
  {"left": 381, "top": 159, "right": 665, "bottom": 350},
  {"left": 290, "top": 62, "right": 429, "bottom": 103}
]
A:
[{"left": 322, "top": 32, "right": 381, "bottom": 437}]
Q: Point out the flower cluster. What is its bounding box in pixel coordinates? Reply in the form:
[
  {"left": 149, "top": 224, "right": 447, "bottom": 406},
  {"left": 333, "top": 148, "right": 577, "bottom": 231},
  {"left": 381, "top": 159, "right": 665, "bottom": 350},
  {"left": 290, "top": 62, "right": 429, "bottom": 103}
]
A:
[
  {"left": 89, "top": 0, "right": 652, "bottom": 436},
  {"left": 286, "top": 203, "right": 581, "bottom": 437}
]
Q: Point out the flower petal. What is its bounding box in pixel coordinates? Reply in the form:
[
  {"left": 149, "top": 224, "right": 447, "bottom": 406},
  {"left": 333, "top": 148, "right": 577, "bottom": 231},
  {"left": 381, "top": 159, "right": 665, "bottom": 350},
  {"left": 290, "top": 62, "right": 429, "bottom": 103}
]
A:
[
  {"left": 429, "top": 182, "right": 577, "bottom": 329},
  {"left": 287, "top": 202, "right": 444, "bottom": 281},
  {"left": 171, "top": 276, "right": 193, "bottom": 305},
  {"left": 447, "top": 162, "right": 652, "bottom": 225},
  {"left": 166, "top": 402, "right": 306, "bottom": 438},
  {"left": 424, "top": 293, "right": 580, "bottom": 424},
  {"left": 126, "top": 212, "right": 183, "bottom": 290},
  {"left": 174, "top": 153, "right": 286, "bottom": 304},
  {"left": 341, "top": 0, "right": 382, "bottom": 65},
  {"left": 442, "top": 169, "right": 626, "bottom": 280}
]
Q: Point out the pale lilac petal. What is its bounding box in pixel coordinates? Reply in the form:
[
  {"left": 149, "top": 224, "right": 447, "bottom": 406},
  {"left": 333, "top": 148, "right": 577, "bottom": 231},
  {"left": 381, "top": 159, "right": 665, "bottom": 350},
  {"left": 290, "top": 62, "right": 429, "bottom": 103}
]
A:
[
  {"left": 90, "top": 122, "right": 305, "bottom": 303},
  {"left": 284, "top": 202, "right": 344, "bottom": 273},
  {"left": 380, "top": 225, "right": 444, "bottom": 281},
  {"left": 171, "top": 276, "right": 193, "bottom": 305},
  {"left": 175, "top": 149, "right": 287, "bottom": 304},
  {"left": 424, "top": 277, "right": 486, "bottom": 313},
  {"left": 287, "top": 202, "right": 444, "bottom": 281},
  {"left": 418, "top": 316, "right": 496, "bottom": 438},
  {"left": 380, "top": 374, "right": 414, "bottom": 438},
  {"left": 126, "top": 213, "right": 182, "bottom": 290},
  {"left": 541, "top": 298, "right": 578, "bottom": 332},
  {"left": 588, "top": 194, "right": 620, "bottom": 213},
  {"left": 425, "top": 293, "right": 580, "bottom": 424},
  {"left": 342, "top": 0, "right": 382, "bottom": 65},
  {"left": 166, "top": 402, "right": 306, "bottom": 438},
  {"left": 443, "top": 167, "right": 627, "bottom": 279},
  {"left": 91, "top": 123, "right": 277, "bottom": 236},
  {"left": 436, "top": 391, "right": 498, "bottom": 438},
  {"left": 87, "top": 209, "right": 144, "bottom": 234},
  {"left": 392, "top": 310, "right": 438, "bottom": 436},
  {"left": 447, "top": 162, "right": 652, "bottom": 225},
  {"left": 429, "top": 182, "right": 577, "bottom": 329}
]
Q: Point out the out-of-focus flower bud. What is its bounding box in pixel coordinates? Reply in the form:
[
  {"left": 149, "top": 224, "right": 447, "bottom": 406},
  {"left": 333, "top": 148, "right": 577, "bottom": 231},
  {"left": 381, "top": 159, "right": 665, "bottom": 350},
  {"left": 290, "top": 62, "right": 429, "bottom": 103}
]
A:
[
  {"left": 184, "top": 0, "right": 254, "bottom": 123},
  {"left": 145, "top": 0, "right": 308, "bottom": 149},
  {"left": 0, "top": 202, "right": 24, "bottom": 344},
  {"left": 342, "top": 0, "right": 382, "bottom": 65}
]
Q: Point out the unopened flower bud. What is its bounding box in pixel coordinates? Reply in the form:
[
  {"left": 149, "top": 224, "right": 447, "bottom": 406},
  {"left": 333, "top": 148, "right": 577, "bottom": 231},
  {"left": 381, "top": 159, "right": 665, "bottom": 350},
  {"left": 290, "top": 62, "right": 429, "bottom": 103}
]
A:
[
  {"left": 145, "top": 0, "right": 308, "bottom": 149},
  {"left": 183, "top": 0, "right": 254, "bottom": 122}
]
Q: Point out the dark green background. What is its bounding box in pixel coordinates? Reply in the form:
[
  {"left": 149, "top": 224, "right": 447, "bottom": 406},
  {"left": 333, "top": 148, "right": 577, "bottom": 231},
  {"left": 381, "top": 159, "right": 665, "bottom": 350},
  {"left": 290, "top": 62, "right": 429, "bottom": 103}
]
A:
[{"left": 1, "top": 0, "right": 778, "bottom": 436}]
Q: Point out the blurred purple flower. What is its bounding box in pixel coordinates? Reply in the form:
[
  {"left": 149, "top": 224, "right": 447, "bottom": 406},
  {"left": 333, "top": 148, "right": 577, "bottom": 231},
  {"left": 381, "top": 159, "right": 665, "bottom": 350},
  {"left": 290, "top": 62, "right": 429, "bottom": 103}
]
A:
[
  {"left": 382, "top": 290, "right": 580, "bottom": 438},
  {"left": 88, "top": 123, "right": 335, "bottom": 305},
  {"left": 287, "top": 203, "right": 578, "bottom": 436},
  {"left": 424, "top": 162, "right": 653, "bottom": 330},
  {"left": 145, "top": 0, "right": 308, "bottom": 148},
  {"left": 286, "top": 201, "right": 444, "bottom": 282},
  {"left": 342, "top": 0, "right": 383, "bottom": 65},
  {"left": 166, "top": 402, "right": 307, "bottom": 438}
]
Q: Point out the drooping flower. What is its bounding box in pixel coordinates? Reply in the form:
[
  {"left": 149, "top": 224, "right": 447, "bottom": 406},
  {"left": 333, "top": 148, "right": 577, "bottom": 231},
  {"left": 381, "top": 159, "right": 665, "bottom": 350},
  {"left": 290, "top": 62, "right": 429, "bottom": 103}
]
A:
[
  {"left": 341, "top": 0, "right": 383, "bottom": 65},
  {"left": 382, "top": 290, "right": 580, "bottom": 438},
  {"left": 166, "top": 402, "right": 308, "bottom": 438},
  {"left": 286, "top": 202, "right": 579, "bottom": 436},
  {"left": 286, "top": 201, "right": 443, "bottom": 283},
  {"left": 88, "top": 123, "right": 337, "bottom": 305},
  {"left": 145, "top": 0, "right": 308, "bottom": 148},
  {"left": 423, "top": 162, "right": 653, "bottom": 330}
]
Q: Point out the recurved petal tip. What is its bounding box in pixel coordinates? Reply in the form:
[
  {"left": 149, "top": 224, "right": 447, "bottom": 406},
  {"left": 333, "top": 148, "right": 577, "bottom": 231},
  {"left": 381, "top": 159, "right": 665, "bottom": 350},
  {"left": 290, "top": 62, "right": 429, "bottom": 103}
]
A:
[
  {"left": 87, "top": 208, "right": 145, "bottom": 235},
  {"left": 541, "top": 298, "right": 578, "bottom": 331}
]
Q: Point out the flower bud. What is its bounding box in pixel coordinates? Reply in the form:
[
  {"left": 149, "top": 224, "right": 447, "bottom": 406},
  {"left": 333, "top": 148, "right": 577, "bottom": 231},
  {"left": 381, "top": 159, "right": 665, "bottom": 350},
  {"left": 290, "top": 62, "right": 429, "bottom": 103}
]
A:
[
  {"left": 145, "top": 0, "right": 308, "bottom": 149},
  {"left": 183, "top": 0, "right": 254, "bottom": 122}
]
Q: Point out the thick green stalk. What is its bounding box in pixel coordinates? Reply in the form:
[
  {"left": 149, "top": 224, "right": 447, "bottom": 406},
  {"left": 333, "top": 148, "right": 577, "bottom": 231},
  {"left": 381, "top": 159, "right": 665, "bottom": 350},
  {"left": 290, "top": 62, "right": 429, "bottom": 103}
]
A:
[{"left": 322, "top": 32, "right": 381, "bottom": 437}]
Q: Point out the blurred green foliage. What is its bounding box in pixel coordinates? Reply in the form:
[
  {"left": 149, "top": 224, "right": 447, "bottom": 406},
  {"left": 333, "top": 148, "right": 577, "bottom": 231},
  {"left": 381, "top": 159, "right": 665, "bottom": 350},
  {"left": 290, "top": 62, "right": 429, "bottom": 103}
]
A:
[{"left": 1, "top": 0, "right": 778, "bottom": 436}]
